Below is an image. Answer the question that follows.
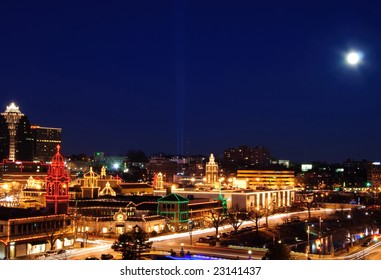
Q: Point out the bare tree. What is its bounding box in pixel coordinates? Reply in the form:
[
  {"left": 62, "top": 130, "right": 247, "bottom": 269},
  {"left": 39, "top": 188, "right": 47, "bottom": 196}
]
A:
[
  {"left": 67, "top": 211, "right": 82, "bottom": 242},
  {"left": 247, "top": 207, "right": 264, "bottom": 234},
  {"left": 226, "top": 205, "right": 247, "bottom": 235},
  {"left": 204, "top": 208, "right": 226, "bottom": 238},
  {"left": 300, "top": 193, "right": 315, "bottom": 220},
  {"left": 43, "top": 216, "right": 73, "bottom": 251}
]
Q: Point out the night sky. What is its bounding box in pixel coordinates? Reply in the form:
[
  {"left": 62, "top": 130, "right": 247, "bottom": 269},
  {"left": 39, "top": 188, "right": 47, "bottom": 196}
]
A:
[{"left": 1, "top": 1, "right": 381, "bottom": 164}]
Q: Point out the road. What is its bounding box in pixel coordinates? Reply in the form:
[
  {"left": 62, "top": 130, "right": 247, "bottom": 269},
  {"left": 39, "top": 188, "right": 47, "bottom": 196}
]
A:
[{"left": 61, "top": 208, "right": 374, "bottom": 261}]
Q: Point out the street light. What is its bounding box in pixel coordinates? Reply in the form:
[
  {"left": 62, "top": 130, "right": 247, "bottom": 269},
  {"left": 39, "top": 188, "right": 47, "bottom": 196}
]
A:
[
  {"left": 248, "top": 250, "right": 252, "bottom": 260},
  {"left": 180, "top": 243, "right": 185, "bottom": 257}
]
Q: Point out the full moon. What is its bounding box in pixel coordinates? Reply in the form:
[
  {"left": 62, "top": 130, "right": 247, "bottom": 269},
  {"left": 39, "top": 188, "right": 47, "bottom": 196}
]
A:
[{"left": 346, "top": 51, "right": 361, "bottom": 65}]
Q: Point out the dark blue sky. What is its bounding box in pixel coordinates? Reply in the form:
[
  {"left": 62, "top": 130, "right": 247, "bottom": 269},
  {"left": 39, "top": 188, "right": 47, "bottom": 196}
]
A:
[{"left": 1, "top": 1, "right": 381, "bottom": 163}]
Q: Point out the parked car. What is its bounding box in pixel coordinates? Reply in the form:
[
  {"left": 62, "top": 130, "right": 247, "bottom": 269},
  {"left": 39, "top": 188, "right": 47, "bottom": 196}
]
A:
[
  {"left": 197, "top": 237, "right": 209, "bottom": 243},
  {"left": 362, "top": 240, "right": 372, "bottom": 247},
  {"left": 44, "top": 250, "right": 57, "bottom": 257},
  {"left": 101, "top": 253, "right": 114, "bottom": 260},
  {"left": 85, "top": 256, "right": 99, "bottom": 260}
]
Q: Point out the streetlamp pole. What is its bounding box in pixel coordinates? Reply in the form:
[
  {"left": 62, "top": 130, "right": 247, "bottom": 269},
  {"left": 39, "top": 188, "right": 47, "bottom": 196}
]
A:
[
  {"left": 307, "top": 225, "right": 310, "bottom": 259},
  {"left": 319, "top": 216, "right": 323, "bottom": 257},
  {"left": 188, "top": 220, "right": 193, "bottom": 246},
  {"left": 248, "top": 250, "right": 252, "bottom": 260}
]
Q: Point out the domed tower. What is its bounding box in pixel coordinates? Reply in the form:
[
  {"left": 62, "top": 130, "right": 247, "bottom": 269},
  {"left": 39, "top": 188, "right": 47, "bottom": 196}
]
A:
[{"left": 45, "top": 145, "right": 70, "bottom": 214}]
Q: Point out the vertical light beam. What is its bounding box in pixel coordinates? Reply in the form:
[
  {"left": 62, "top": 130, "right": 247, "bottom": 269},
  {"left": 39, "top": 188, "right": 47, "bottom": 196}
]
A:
[{"left": 175, "top": 0, "right": 186, "bottom": 157}]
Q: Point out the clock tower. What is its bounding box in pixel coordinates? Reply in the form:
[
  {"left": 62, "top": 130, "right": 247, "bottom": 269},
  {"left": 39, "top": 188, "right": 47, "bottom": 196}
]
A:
[{"left": 45, "top": 145, "right": 70, "bottom": 214}]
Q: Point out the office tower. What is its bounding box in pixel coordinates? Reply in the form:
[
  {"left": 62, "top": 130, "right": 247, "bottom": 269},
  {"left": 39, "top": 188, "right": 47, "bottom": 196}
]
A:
[
  {"left": 31, "top": 125, "right": 62, "bottom": 162},
  {"left": 0, "top": 103, "right": 34, "bottom": 161}
]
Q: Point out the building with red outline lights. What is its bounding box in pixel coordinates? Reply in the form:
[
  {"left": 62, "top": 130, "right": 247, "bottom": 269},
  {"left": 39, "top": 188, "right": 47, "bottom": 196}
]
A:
[{"left": 45, "top": 145, "right": 70, "bottom": 214}]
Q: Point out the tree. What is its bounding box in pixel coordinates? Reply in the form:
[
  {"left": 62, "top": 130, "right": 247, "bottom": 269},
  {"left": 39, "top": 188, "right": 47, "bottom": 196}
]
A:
[
  {"left": 300, "top": 193, "right": 315, "bottom": 220},
  {"left": 111, "top": 225, "right": 152, "bottom": 260},
  {"left": 262, "top": 241, "right": 291, "bottom": 260},
  {"left": 247, "top": 207, "right": 264, "bottom": 234},
  {"left": 204, "top": 209, "right": 226, "bottom": 238},
  {"left": 226, "top": 206, "right": 247, "bottom": 235},
  {"left": 43, "top": 216, "right": 73, "bottom": 251}
]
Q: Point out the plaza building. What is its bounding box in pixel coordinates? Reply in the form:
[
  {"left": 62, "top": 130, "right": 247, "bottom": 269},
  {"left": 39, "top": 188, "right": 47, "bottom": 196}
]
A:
[
  {"left": 0, "top": 208, "right": 72, "bottom": 259},
  {"left": 71, "top": 165, "right": 153, "bottom": 199},
  {"left": 154, "top": 188, "right": 296, "bottom": 213},
  {"left": 0, "top": 146, "right": 73, "bottom": 259},
  {"left": 68, "top": 195, "right": 166, "bottom": 237}
]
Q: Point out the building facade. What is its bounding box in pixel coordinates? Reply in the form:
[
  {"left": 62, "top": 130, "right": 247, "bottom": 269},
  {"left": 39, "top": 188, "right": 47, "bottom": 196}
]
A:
[{"left": 0, "top": 208, "right": 72, "bottom": 259}]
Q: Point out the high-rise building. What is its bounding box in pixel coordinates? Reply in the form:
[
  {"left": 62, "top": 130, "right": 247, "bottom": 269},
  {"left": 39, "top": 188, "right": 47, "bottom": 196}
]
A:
[
  {"left": 31, "top": 125, "right": 62, "bottom": 162},
  {"left": 0, "top": 103, "right": 34, "bottom": 161}
]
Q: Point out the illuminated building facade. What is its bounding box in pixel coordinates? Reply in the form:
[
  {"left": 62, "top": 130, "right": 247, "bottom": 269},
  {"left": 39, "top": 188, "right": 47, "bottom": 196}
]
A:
[
  {"left": 157, "top": 193, "right": 189, "bottom": 231},
  {"left": 236, "top": 169, "right": 295, "bottom": 190},
  {"left": 31, "top": 125, "right": 62, "bottom": 163},
  {"left": 69, "top": 196, "right": 165, "bottom": 236},
  {"left": 154, "top": 188, "right": 296, "bottom": 212},
  {"left": 45, "top": 146, "right": 70, "bottom": 214},
  {"left": 0, "top": 208, "right": 72, "bottom": 259},
  {"left": 0, "top": 103, "right": 34, "bottom": 162},
  {"left": 20, "top": 176, "right": 46, "bottom": 208}
]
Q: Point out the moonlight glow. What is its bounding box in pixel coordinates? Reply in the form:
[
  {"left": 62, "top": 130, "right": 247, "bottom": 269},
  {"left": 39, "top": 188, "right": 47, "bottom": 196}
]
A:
[{"left": 346, "top": 51, "right": 361, "bottom": 65}]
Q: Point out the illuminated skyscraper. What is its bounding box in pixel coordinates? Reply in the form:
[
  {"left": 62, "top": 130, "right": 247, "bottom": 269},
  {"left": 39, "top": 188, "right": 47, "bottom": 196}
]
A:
[{"left": 0, "top": 103, "right": 34, "bottom": 161}]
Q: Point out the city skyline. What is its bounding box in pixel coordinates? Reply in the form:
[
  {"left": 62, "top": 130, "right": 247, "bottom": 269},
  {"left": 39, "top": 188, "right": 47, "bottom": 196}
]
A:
[{"left": 1, "top": 1, "right": 381, "bottom": 163}]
